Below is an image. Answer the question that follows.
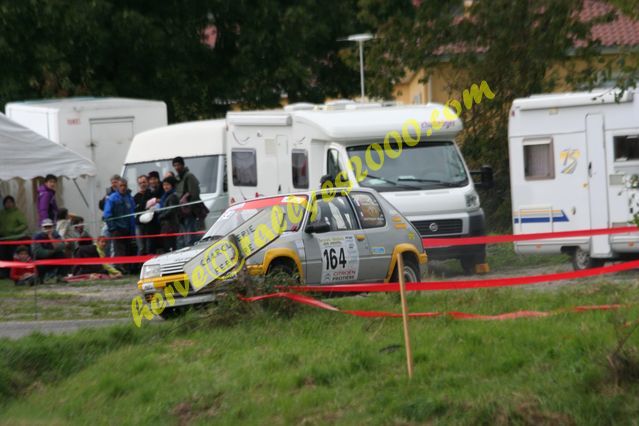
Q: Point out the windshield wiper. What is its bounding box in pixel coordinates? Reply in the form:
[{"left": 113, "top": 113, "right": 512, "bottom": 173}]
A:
[
  {"left": 198, "top": 235, "right": 221, "bottom": 243},
  {"left": 366, "top": 174, "right": 417, "bottom": 189},
  {"left": 398, "top": 177, "right": 467, "bottom": 187}
]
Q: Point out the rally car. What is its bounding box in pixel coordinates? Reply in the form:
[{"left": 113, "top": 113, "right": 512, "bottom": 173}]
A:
[{"left": 137, "top": 188, "right": 427, "bottom": 317}]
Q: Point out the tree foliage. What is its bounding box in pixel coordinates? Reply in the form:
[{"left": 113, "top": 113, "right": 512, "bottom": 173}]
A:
[
  {"left": 364, "top": 0, "right": 639, "bottom": 230},
  {"left": 0, "top": 0, "right": 363, "bottom": 121}
]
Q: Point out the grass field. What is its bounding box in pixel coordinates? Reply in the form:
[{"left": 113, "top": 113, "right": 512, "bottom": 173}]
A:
[{"left": 2, "top": 271, "right": 639, "bottom": 425}]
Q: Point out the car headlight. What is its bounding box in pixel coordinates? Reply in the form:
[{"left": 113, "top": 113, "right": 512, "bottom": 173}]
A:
[
  {"left": 140, "top": 264, "right": 161, "bottom": 280},
  {"left": 465, "top": 191, "right": 480, "bottom": 209}
]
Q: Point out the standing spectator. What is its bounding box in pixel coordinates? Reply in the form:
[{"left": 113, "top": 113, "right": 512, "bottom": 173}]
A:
[
  {"left": 133, "top": 175, "right": 153, "bottom": 254},
  {"left": 146, "top": 171, "right": 163, "bottom": 253},
  {"left": 103, "top": 178, "right": 136, "bottom": 263},
  {"left": 10, "top": 245, "right": 37, "bottom": 286},
  {"left": 37, "top": 174, "right": 59, "bottom": 225},
  {"left": 157, "top": 176, "right": 180, "bottom": 253},
  {"left": 98, "top": 174, "right": 121, "bottom": 211},
  {"left": 0, "top": 195, "right": 29, "bottom": 278},
  {"left": 32, "top": 218, "right": 67, "bottom": 281},
  {"left": 173, "top": 156, "right": 206, "bottom": 248}
]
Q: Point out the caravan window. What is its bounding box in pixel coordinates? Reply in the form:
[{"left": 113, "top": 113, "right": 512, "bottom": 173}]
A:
[
  {"left": 614, "top": 135, "right": 639, "bottom": 162},
  {"left": 523, "top": 139, "right": 554, "bottom": 180},
  {"left": 292, "top": 150, "right": 309, "bottom": 189},
  {"left": 231, "top": 149, "right": 257, "bottom": 186},
  {"left": 327, "top": 149, "right": 341, "bottom": 177}
]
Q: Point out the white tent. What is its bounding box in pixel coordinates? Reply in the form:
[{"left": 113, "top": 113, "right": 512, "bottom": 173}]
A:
[
  {"left": 0, "top": 112, "right": 96, "bottom": 180},
  {"left": 0, "top": 113, "right": 97, "bottom": 233}
]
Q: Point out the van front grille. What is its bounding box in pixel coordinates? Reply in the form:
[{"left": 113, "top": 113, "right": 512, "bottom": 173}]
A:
[{"left": 411, "top": 219, "right": 463, "bottom": 236}]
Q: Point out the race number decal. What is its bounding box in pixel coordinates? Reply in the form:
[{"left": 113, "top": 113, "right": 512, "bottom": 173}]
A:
[{"left": 317, "top": 235, "right": 359, "bottom": 283}]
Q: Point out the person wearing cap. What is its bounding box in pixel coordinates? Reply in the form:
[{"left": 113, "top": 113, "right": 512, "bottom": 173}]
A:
[
  {"left": 173, "top": 156, "right": 207, "bottom": 248},
  {"left": 0, "top": 195, "right": 29, "bottom": 278},
  {"left": 37, "top": 174, "right": 59, "bottom": 224},
  {"left": 32, "top": 218, "right": 67, "bottom": 282},
  {"left": 103, "top": 178, "right": 136, "bottom": 262},
  {"left": 157, "top": 176, "right": 180, "bottom": 253}
]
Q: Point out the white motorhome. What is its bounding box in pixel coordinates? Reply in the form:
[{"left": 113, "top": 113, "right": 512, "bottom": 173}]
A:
[
  {"left": 5, "top": 97, "right": 167, "bottom": 233},
  {"left": 226, "top": 102, "right": 492, "bottom": 273},
  {"left": 122, "top": 119, "right": 228, "bottom": 228},
  {"left": 509, "top": 88, "right": 639, "bottom": 270}
]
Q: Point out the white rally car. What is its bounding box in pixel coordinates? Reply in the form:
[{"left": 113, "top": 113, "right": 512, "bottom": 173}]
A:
[{"left": 138, "top": 188, "right": 427, "bottom": 317}]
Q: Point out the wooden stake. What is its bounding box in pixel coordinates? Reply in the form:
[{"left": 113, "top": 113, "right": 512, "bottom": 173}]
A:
[{"left": 397, "top": 254, "right": 414, "bottom": 379}]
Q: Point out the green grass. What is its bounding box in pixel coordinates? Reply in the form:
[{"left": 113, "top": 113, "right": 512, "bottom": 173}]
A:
[{"left": 1, "top": 277, "right": 639, "bottom": 425}]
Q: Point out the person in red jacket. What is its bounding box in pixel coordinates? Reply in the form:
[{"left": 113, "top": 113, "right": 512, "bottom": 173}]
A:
[{"left": 10, "top": 245, "right": 36, "bottom": 286}]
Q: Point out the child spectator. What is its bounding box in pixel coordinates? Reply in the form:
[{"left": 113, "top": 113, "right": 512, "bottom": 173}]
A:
[
  {"left": 72, "top": 237, "right": 122, "bottom": 278},
  {"left": 10, "top": 245, "right": 36, "bottom": 286}
]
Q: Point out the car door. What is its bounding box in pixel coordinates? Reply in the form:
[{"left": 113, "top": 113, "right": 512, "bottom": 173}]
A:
[
  {"left": 302, "top": 194, "right": 372, "bottom": 284},
  {"left": 349, "top": 191, "right": 394, "bottom": 281}
]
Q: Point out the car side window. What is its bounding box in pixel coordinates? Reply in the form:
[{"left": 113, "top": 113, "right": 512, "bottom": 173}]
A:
[
  {"left": 327, "top": 149, "right": 341, "bottom": 178},
  {"left": 351, "top": 192, "right": 386, "bottom": 228},
  {"left": 309, "top": 195, "right": 358, "bottom": 231}
]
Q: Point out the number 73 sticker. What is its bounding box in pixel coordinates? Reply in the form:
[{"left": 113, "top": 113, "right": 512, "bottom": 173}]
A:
[{"left": 317, "top": 235, "right": 359, "bottom": 283}]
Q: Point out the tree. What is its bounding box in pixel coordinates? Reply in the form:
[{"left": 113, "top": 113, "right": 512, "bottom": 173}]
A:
[{"left": 364, "top": 0, "right": 638, "bottom": 230}]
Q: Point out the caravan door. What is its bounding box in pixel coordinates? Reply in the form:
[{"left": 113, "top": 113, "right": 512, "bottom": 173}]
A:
[{"left": 585, "top": 114, "right": 612, "bottom": 257}]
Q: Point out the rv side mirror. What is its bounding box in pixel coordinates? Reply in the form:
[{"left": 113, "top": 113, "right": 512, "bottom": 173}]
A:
[
  {"left": 472, "top": 165, "right": 494, "bottom": 189},
  {"left": 306, "top": 221, "right": 331, "bottom": 234}
]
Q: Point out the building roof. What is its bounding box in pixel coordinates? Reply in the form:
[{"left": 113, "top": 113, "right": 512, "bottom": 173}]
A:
[{"left": 582, "top": 0, "right": 639, "bottom": 47}]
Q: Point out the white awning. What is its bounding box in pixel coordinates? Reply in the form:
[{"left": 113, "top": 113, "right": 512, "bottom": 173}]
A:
[{"left": 0, "top": 112, "right": 97, "bottom": 180}]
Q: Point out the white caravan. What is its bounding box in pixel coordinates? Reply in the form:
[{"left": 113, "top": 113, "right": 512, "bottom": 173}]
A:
[
  {"left": 5, "top": 97, "right": 167, "bottom": 233},
  {"left": 122, "top": 119, "right": 228, "bottom": 228},
  {"left": 226, "top": 102, "right": 493, "bottom": 273},
  {"left": 509, "top": 88, "right": 639, "bottom": 270}
]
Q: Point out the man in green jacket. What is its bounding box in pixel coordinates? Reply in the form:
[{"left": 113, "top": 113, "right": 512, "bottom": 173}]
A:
[{"left": 0, "top": 195, "right": 29, "bottom": 279}]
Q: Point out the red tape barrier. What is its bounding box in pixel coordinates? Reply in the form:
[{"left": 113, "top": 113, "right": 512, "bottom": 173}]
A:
[
  {"left": 288, "top": 259, "right": 639, "bottom": 293},
  {"left": 241, "top": 292, "right": 628, "bottom": 320},
  {"left": 421, "top": 225, "right": 638, "bottom": 248},
  {"left": 0, "top": 231, "right": 206, "bottom": 246},
  {"left": 0, "top": 255, "right": 154, "bottom": 268}
]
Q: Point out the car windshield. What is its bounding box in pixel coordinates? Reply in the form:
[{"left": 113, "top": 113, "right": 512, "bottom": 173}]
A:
[
  {"left": 122, "top": 155, "right": 220, "bottom": 194},
  {"left": 346, "top": 141, "right": 469, "bottom": 192},
  {"left": 202, "top": 195, "right": 309, "bottom": 240}
]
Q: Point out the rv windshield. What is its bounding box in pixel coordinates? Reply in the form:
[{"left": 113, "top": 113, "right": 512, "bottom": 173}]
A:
[
  {"left": 346, "top": 141, "right": 468, "bottom": 192},
  {"left": 122, "top": 155, "right": 220, "bottom": 194}
]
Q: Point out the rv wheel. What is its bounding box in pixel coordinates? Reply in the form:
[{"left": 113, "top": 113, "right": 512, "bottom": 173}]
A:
[{"left": 571, "top": 248, "right": 605, "bottom": 271}]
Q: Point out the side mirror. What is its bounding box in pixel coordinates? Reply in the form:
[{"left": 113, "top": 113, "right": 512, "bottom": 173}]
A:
[
  {"left": 471, "top": 165, "right": 494, "bottom": 189},
  {"left": 306, "top": 221, "right": 331, "bottom": 234}
]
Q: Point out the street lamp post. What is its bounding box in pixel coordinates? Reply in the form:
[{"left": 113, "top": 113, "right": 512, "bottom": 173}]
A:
[{"left": 345, "top": 33, "right": 373, "bottom": 102}]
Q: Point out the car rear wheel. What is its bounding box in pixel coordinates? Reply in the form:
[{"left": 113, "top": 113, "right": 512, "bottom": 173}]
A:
[
  {"left": 266, "top": 261, "right": 300, "bottom": 284},
  {"left": 571, "top": 248, "right": 605, "bottom": 271}
]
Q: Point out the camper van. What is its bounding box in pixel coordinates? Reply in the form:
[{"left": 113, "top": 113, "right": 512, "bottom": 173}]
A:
[
  {"left": 226, "top": 102, "right": 492, "bottom": 273},
  {"left": 122, "top": 119, "right": 228, "bottom": 228},
  {"left": 5, "top": 97, "right": 167, "bottom": 233},
  {"left": 509, "top": 88, "right": 639, "bottom": 270}
]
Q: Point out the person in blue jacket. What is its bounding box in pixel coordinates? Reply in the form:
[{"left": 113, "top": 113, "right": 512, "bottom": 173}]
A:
[{"left": 103, "top": 178, "right": 136, "bottom": 262}]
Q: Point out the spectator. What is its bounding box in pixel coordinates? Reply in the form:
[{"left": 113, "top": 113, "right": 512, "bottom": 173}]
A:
[
  {"left": 146, "top": 171, "right": 163, "bottom": 254},
  {"left": 164, "top": 170, "right": 175, "bottom": 179},
  {"left": 72, "top": 237, "right": 122, "bottom": 278},
  {"left": 10, "top": 245, "right": 37, "bottom": 286},
  {"left": 103, "top": 178, "right": 136, "bottom": 262},
  {"left": 173, "top": 156, "right": 207, "bottom": 247},
  {"left": 37, "top": 174, "right": 59, "bottom": 225},
  {"left": 98, "top": 174, "right": 121, "bottom": 211},
  {"left": 68, "top": 216, "right": 92, "bottom": 247},
  {"left": 0, "top": 195, "right": 29, "bottom": 278},
  {"left": 56, "top": 208, "right": 72, "bottom": 238},
  {"left": 133, "top": 175, "right": 154, "bottom": 255},
  {"left": 157, "top": 176, "right": 180, "bottom": 253},
  {"left": 32, "top": 218, "right": 67, "bottom": 282}
]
